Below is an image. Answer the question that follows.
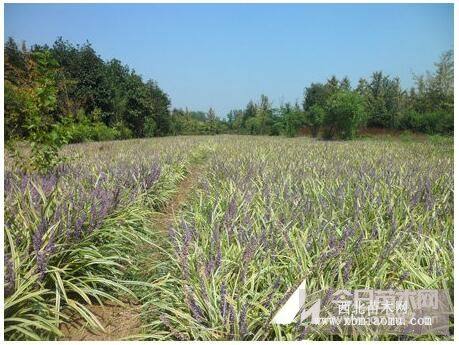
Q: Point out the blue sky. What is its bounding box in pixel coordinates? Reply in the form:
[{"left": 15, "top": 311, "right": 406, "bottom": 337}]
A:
[{"left": 4, "top": 3, "right": 454, "bottom": 117}]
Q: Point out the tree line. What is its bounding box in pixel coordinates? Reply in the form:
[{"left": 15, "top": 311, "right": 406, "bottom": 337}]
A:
[
  {"left": 227, "top": 51, "right": 453, "bottom": 139},
  {"left": 5, "top": 37, "right": 174, "bottom": 143},
  {"left": 5, "top": 37, "right": 453, "bottom": 147}
]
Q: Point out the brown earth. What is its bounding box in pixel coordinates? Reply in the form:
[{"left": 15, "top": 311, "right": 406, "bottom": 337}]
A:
[
  {"left": 60, "top": 301, "right": 143, "bottom": 341},
  {"left": 154, "top": 165, "right": 203, "bottom": 233},
  {"left": 60, "top": 165, "right": 203, "bottom": 340},
  {"left": 357, "top": 127, "right": 428, "bottom": 140}
]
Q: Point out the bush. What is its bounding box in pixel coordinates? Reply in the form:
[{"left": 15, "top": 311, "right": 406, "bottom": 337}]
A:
[
  {"left": 53, "top": 119, "right": 119, "bottom": 143},
  {"left": 323, "top": 91, "right": 366, "bottom": 140},
  {"left": 113, "top": 122, "right": 134, "bottom": 140},
  {"left": 398, "top": 110, "right": 419, "bottom": 132},
  {"left": 306, "top": 104, "right": 326, "bottom": 137},
  {"left": 275, "top": 104, "right": 305, "bottom": 137},
  {"left": 8, "top": 127, "right": 71, "bottom": 173},
  {"left": 144, "top": 117, "right": 158, "bottom": 137},
  {"left": 92, "top": 122, "right": 119, "bottom": 141},
  {"left": 399, "top": 110, "right": 453, "bottom": 135}
]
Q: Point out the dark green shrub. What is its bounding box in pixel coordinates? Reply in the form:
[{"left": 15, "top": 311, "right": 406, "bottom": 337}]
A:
[
  {"left": 53, "top": 119, "right": 119, "bottom": 143},
  {"left": 398, "top": 110, "right": 419, "bottom": 132},
  {"left": 323, "top": 91, "right": 366, "bottom": 140},
  {"left": 306, "top": 104, "right": 326, "bottom": 137},
  {"left": 144, "top": 117, "right": 158, "bottom": 137},
  {"left": 275, "top": 104, "right": 305, "bottom": 137},
  {"left": 113, "top": 122, "right": 134, "bottom": 140},
  {"left": 399, "top": 110, "right": 453, "bottom": 135},
  {"left": 428, "top": 111, "right": 453, "bottom": 135},
  {"left": 91, "top": 122, "right": 119, "bottom": 141}
]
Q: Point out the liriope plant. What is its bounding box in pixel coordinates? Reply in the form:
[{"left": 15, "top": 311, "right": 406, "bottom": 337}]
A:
[
  {"left": 141, "top": 135, "right": 453, "bottom": 340},
  {"left": 4, "top": 136, "right": 203, "bottom": 340}
]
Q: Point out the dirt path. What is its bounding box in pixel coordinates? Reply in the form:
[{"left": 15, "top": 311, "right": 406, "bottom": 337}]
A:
[
  {"left": 154, "top": 164, "right": 203, "bottom": 233},
  {"left": 60, "top": 301, "right": 143, "bottom": 341},
  {"left": 60, "top": 164, "right": 204, "bottom": 340}
]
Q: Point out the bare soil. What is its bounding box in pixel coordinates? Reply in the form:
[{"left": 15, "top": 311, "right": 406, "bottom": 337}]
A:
[
  {"left": 155, "top": 165, "right": 203, "bottom": 232},
  {"left": 60, "top": 301, "right": 142, "bottom": 341}
]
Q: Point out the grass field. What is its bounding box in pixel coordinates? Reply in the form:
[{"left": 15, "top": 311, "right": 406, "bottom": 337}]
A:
[{"left": 4, "top": 135, "right": 453, "bottom": 340}]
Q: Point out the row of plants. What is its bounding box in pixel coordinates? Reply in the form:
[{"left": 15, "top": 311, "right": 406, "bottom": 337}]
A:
[
  {"left": 4, "top": 136, "right": 207, "bottom": 340},
  {"left": 141, "top": 135, "right": 453, "bottom": 340}
]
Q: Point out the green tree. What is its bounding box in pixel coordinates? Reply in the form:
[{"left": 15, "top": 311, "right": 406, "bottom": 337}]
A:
[
  {"left": 412, "top": 50, "right": 454, "bottom": 113},
  {"left": 303, "top": 83, "right": 329, "bottom": 111},
  {"left": 364, "top": 72, "right": 404, "bottom": 128},
  {"left": 243, "top": 100, "right": 257, "bottom": 133},
  {"left": 253, "top": 94, "right": 274, "bottom": 135},
  {"left": 207, "top": 107, "right": 218, "bottom": 134},
  {"left": 227, "top": 109, "right": 244, "bottom": 132},
  {"left": 306, "top": 104, "right": 326, "bottom": 137},
  {"left": 325, "top": 75, "right": 340, "bottom": 94},
  {"left": 6, "top": 49, "right": 69, "bottom": 171},
  {"left": 145, "top": 80, "right": 171, "bottom": 136},
  {"left": 323, "top": 90, "right": 366, "bottom": 140},
  {"left": 340, "top": 77, "right": 351, "bottom": 91}
]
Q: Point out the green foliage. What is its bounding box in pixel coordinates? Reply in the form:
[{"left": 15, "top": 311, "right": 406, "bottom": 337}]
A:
[
  {"left": 359, "top": 72, "right": 404, "bottom": 129},
  {"left": 306, "top": 104, "right": 326, "bottom": 137},
  {"left": 411, "top": 50, "right": 454, "bottom": 114},
  {"left": 323, "top": 90, "right": 366, "bottom": 140},
  {"left": 206, "top": 107, "right": 218, "bottom": 134},
  {"left": 144, "top": 117, "right": 158, "bottom": 138},
  {"left": 253, "top": 95, "right": 274, "bottom": 135},
  {"left": 4, "top": 37, "right": 453, "bottom": 147},
  {"left": 302, "top": 77, "right": 359, "bottom": 138},
  {"left": 53, "top": 119, "right": 120, "bottom": 143},
  {"left": 4, "top": 80, "right": 32, "bottom": 140},
  {"left": 30, "top": 129, "right": 70, "bottom": 172},
  {"left": 5, "top": 49, "right": 58, "bottom": 140},
  {"left": 170, "top": 108, "right": 228, "bottom": 135},
  {"left": 5, "top": 48, "right": 70, "bottom": 172},
  {"left": 5, "top": 37, "right": 172, "bottom": 144},
  {"left": 275, "top": 103, "right": 305, "bottom": 137},
  {"left": 398, "top": 110, "right": 453, "bottom": 135},
  {"left": 303, "top": 83, "right": 329, "bottom": 111},
  {"left": 113, "top": 122, "right": 134, "bottom": 140},
  {"left": 297, "top": 51, "right": 453, "bottom": 139},
  {"left": 227, "top": 95, "right": 278, "bottom": 136}
]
